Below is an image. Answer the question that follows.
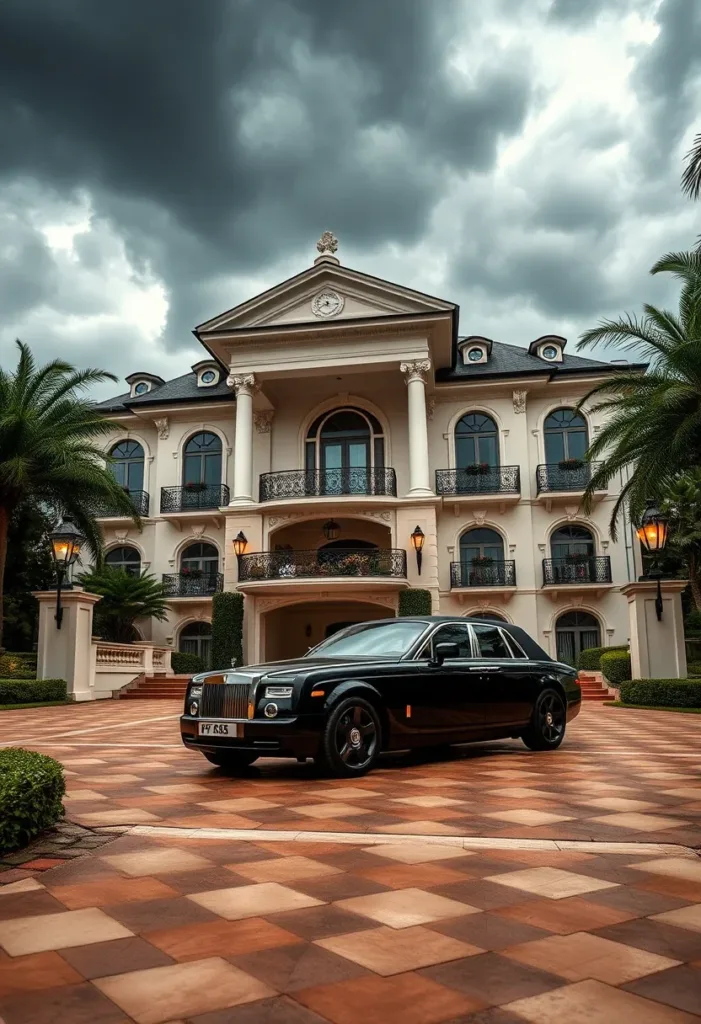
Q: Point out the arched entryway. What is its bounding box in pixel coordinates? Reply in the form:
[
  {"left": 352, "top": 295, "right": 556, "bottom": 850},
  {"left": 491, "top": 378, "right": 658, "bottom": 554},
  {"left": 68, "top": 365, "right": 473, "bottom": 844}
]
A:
[
  {"left": 263, "top": 600, "right": 395, "bottom": 661},
  {"left": 179, "top": 621, "right": 212, "bottom": 668},
  {"left": 555, "top": 610, "right": 601, "bottom": 665}
]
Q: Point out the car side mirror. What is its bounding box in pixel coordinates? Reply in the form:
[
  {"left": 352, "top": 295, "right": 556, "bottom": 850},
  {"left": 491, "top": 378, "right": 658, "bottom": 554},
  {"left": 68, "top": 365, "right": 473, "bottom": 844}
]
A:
[{"left": 432, "top": 641, "right": 460, "bottom": 666}]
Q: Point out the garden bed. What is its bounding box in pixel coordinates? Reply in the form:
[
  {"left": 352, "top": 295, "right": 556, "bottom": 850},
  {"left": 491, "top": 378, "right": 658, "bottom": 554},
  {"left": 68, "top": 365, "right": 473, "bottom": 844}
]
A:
[
  {"left": 0, "top": 678, "right": 67, "bottom": 706},
  {"left": 604, "top": 701, "right": 701, "bottom": 715},
  {"left": 0, "top": 748, "right": 66, "bottom": 854}
]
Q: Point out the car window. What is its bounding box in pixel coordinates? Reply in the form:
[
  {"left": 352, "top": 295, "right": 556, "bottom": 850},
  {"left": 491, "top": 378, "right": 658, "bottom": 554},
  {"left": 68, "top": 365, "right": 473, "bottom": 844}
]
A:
[
  {"left": 472, "top": 624, "right": 512, "bottom": 659},
  {"left": 416, "top": 622, "right": 471, "bottom": 660},
  {"left": 309, "top": 620, "right": 429, "bottom": 657}
]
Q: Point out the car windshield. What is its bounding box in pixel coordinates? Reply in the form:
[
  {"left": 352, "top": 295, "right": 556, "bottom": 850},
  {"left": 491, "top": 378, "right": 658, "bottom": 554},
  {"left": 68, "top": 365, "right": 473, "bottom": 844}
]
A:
[{"left": 308, "top": 620, "right": 429, "bottom": 658}]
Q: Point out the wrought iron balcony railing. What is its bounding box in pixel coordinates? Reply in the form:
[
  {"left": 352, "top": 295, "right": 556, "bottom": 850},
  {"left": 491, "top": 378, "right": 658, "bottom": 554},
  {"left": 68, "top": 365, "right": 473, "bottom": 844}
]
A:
[
  {"left": 238, "top": 547, "right": 407, "bottom": 583},
  {"left": 95, "top": 489, "right": 150, "bottom": 518},
  {"left": 160, "top": 484, "right": 230, "bottom": 513},
  {"left": 436, "top": 466, "right": 520, "bottom": 497},
  {"left": 450, "top": 560, "right": 516, "bottom": 588},
  {"left": 542, "top": 556, "right": 612, "bottom": 586},
  {"left": 259, "top": 468, "right": 397, "bottom": 502},
  {"left": 162, "top": 572, "right": 224, "bottom": 597},
  {"left": 536, "top": 462, "right": 603, "bottom": 493}
]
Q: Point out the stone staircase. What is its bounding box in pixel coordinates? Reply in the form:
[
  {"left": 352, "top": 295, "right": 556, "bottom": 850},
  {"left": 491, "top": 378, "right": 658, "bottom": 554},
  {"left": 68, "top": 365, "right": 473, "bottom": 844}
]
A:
[
  {"left": 578, "top": 671, "right": 610, "bottom": 702},
  {"left": 119, "top": 674, "right": 192, "bottom": 700}
]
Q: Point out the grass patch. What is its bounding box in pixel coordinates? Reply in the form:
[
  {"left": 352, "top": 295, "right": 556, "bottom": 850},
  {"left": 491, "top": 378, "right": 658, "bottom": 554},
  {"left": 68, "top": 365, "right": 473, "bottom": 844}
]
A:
[
  {"left": 0, "top": 700, "right": 73, "bottom": 711},
  {"left": 604, "top": 701, "right": 701, "bottom": 715}
]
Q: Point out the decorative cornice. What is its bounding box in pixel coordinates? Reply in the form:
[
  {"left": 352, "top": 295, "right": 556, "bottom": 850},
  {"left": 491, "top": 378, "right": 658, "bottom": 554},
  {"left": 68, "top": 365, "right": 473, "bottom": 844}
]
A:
[
  {"left": 400, "top": 359, "right": 431, "bottom": 385},
  {"left": 254, "top": 411, "right": 274, "bottom": 434},
  {"left": 512, "top": 390, "right": 528, "bottom": 415},
  {"left": 226, "top": 373, "right": 259, "bottom": 397},
  {"left": 154, "top": 416, "right": 170, "bottom": 439}
]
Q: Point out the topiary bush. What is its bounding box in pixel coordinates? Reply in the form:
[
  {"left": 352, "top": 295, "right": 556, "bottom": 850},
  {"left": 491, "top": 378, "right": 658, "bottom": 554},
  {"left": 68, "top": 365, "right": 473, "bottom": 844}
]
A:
[
  {"left": 171, "top": 651, "right": 205, "bottom": 675},
  {"left": 211, "top": 591, "right": 244, "bottom": 669},
  {"left": 600, "top": 650, "right": 632, "bottom": 685},
  {"left": 398, "top": 589, "right": 432, "bottom": 617},
  {"left": 0, "top": 748, "right": 65, "bottom": 853},
  {"left": 620, "top": 679, "right": 701, "bottom": 708},
  {"left": 0, "top": 652, "right": 36, "bottom": 679},
  {"left": 0, "top": 679, "right": 67, "bottom": 705},
  {"left": 577, "top": 645, "right": 628, "bottom": 671}
]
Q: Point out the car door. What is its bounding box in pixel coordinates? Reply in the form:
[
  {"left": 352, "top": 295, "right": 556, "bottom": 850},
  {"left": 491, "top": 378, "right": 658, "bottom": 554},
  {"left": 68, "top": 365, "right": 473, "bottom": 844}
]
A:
[
  {"left": 470, "top": 623, "right": 533, "bottom": 728},
  {"left": 413, "top": 622, "right": 486, "bottom": 735}
]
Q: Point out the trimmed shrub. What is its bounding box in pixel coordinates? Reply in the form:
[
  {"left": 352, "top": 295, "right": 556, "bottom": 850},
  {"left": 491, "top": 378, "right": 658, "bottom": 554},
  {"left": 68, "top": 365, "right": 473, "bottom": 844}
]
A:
[
  {"left": 620, "top": 679, "right": 701, "bottom": 708},
  {"left": 0, "top": 652, "right": 36, "bottom": 679},
  {"left": 684, "top": 607, "right": 701, "bottom": 637},
  {"left": 398, "top": 589, "right": 432, "bottom": 617},
  {"left": 688, "top": 662, "right": 701, "bottom": 678},
  {"left": 171, "top": 651, "right": 205, "bottom": 675},
  {"left": 600, "top": 649, "right": 632, "bottom": 685},
  {"left": 577, "top": 645, "right": 628, "bottom": 671},
  {"left": 0, "top": 679, "right": 67, "bottom": 705},
  {"left": 0, "top": 748, "right": 65, "bottom": 853},
  {"left": 211, "top": 591, "right": 244, "bottom": 669}
]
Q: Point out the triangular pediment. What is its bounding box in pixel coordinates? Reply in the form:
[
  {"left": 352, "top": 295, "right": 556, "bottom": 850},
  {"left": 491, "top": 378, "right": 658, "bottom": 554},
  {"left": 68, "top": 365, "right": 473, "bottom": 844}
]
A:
[{"left": 196, "top": 259, "right": 455, "bottom": 335}]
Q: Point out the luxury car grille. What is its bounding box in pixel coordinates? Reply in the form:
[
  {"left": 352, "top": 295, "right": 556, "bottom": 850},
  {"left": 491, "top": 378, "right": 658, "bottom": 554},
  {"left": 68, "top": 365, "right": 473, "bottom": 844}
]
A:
[{"left": 201, "top": 682, "right": 249, "bottom": 719}]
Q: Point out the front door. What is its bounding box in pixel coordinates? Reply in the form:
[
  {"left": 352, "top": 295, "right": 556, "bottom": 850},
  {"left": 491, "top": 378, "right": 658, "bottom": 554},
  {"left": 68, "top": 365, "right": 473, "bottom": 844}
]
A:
[
  {"left": 322, "top": 437, "right": 369, "bottom": 495},
  {"left": 413, "top": 622, "right": 486, "bottom": 735}
]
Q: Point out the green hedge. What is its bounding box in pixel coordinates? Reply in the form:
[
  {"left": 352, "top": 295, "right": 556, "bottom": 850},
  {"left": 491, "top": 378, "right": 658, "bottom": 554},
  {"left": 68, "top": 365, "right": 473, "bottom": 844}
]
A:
[
  {"left": 171, "top": 651, "right": 205, "bottom": 675},
  {"left": 0, "top": 679, "right": 67, "bottom": 705},
  {"left": 0, "top": 652, "right": 36, "bottom": 679},
  {"left": 688, "top": 662, "right": 701, "bottom": 678},
  {"left": 620, "top": 679, "right": 701, "bottom": 708},
  {"left": 398, "top": 590, "right": 432, "bottom": 617},
  {"left": 211, "top": 591, "right": 244, "bottom": 669},
  {"left": 600, "top": 650, "right": 632, "bottom": 685},
  {"left": 0, "top": 748, "right": 65, "bottom": 853},
  {"left": 577, "top": 645, "right": 628, "bottom": 671}
]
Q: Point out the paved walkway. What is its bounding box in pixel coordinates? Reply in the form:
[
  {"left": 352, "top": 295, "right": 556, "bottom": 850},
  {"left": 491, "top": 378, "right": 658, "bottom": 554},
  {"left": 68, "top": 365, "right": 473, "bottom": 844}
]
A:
[{"left": 0, "top": 703, "right": 699, "bottom": 1022}]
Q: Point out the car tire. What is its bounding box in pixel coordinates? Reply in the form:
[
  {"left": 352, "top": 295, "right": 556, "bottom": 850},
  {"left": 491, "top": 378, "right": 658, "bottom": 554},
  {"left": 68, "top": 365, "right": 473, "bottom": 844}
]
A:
[
  {"left": 315, "top": 696, "right": 381, "bottom": 777},
  {"left": 521, "top": 688, "right": 566, "bottom": 751},
  {"left": 203, "top": 751, "right": 258, "bottom": 771}
]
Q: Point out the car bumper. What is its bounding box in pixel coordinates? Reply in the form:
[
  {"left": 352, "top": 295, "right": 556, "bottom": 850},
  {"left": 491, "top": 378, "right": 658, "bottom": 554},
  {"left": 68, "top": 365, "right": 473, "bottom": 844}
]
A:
[
  {"left": 566, "top": 692, "right": 582, "bottom": 722},
  {"left": 180, "top": 713, "right": 326, "bottom": 759}
]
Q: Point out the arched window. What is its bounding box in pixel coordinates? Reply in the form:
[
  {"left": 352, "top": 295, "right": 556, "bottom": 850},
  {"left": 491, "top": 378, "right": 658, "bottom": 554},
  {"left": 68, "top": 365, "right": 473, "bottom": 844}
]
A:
[
  {"left": 183, "top": 432, "right": 222, "bottom": 487},
  {"left": 550, "top": 525, "right": 595, "bottom": 561},
  {"left": 105, "top": 546, "right": 141, "bottom": 576},
  {"left": 458, "top": 528, "right": 507, "bottom": 587},
  {"left": 460, "top": 527, "right": 504, "bottom": 563},
  {"left": 306, "top": 408, "right": 385, "bottom": 495},
  {"left": 544, "top": 409, "right": 588, "bottom": 464},
  {"left": 455, "top": 413, "right": 499, "bottom": 468},
  {"left": 556, "top": 611, "right": 600, "bottom": 665},
  {"left": 179, "top": 622, "right": 212, "bottom": 668},
  {"left": 470, "top": 611, "right": 506, "bottom": 622},
  {"left": 180, "top": 542, "right": 219, "bottom": 575},
  {"left": 110, "top": 440, "right": 144, "bottom": 493}
]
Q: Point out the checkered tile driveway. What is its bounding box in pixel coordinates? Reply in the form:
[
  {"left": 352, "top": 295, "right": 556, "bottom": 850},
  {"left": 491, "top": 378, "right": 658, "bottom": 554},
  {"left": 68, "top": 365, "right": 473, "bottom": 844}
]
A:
[{"left": 0, "top": 702, "right": 699, "bottom": 1022}]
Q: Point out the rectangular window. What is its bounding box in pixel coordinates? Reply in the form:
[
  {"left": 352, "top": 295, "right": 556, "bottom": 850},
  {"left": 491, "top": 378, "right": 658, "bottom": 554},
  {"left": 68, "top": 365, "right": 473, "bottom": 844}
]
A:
[
  {"left": 416, "top": 622, "right": 471, "bottom": 660},
  {"left": 472, "top": 624, "right": 512, "bottom": 659}
]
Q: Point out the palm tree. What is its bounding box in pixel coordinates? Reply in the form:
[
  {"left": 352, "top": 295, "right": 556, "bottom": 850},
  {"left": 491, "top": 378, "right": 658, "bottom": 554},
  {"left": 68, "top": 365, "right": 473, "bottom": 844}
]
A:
[
  {"left": 78, "top": 567, "right": 168, "bottom": 644},
  {"left": 660, "top": 468, "right": 701, "bottom": 610},
  {"left": 0, "top": 341, "right": 139, "bottom": 647},
  {"left": 682, "top": 131, "right": 701, "bottom": 200},
  {"left": 576, "top": 251, "right": 701, "bottom": 536}
]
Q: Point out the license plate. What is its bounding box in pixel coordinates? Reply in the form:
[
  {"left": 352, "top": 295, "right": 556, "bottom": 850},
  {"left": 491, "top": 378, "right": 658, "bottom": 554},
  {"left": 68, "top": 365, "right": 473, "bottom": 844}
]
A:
[{"left": 198, "top": 722, "right": 240, "bottom": 737}]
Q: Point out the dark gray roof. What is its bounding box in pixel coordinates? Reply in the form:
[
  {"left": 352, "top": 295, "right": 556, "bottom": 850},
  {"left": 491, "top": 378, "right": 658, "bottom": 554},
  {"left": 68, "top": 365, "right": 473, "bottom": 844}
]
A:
[
  {"left": 95, "top": 371, "right": 232, "bottom": 412},
  {"left": 437, "top": 339, "right": 646, "bottom": 381}
]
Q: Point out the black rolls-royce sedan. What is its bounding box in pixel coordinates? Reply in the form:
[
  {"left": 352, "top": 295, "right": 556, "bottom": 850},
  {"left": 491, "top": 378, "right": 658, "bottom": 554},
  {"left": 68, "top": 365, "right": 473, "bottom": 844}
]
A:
[{"left": 180, "top": 616, "right": 581, "bottom": 777}]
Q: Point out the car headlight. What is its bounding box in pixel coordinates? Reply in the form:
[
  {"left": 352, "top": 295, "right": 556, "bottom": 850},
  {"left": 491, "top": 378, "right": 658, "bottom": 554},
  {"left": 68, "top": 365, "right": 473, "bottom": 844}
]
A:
[
  {"left": 188, "top": 685, "right": 203, "bottom": 699},
  {"left": 264, "top": 686, "right": 293, "bottom": 698}
]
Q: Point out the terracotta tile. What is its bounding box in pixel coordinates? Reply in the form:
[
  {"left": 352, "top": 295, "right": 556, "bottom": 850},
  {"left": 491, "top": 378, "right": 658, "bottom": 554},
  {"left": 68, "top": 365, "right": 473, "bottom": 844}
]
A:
[
  {"left": 505, "top": 977, "right": 698, "bottom": 1023},
  {"left": 431, "top": 910, "right": 552, "bottom": 949},
  {"left": 79, "top": 809, "right": 160, "bottom": 824},
  {"left": 495, "top": 895, "right": 639, "bottom": 934},
  {"left": 634, "top": 874, "right": 701, "bottom": 902},
  {"left": 483, "top": 810, "right": 574, "bottom": 827},
  {"left": 197, "top": 797, "right": 278, "bottom": 811},
  {"left": 231, "top": 856, "right": 342, "bottom": 884},
  {"left": 146, "top": 917, "right": 301, "bottom": 960},
  {"left": 357, "top": 863, "right": 470, "bottom": 890},
  {"left": 188, "top": 994, "right": 335, "bottom": 1022},
  {"left": 94, "top": 956, "right": 275, "bottom": 1024},
  {"left": 0, "top": 890, "right": 67, "bottom": 921},
  {"left": 291, "top": 803, "right": 371, "bottom": 819},
  {"left": 232, "top": 942, "right": 369, "bottom": 993},
  {"left": 336, "top": 887, "right": 480, "bottom": 928},
  {"left": 585, "top": 885, "right": 690, "bottom": 917},
  {"left": 420, "top": 950, "right": 563, "bottom": 1005},
  {"left": 265, "top": 905, "right": 371, "bottom": 941},
  {"left": 630, "top": 858, "right": 701, "bottom": 883},
  {"left": 48, "top": 876, "right": 179, "bottom": 910},
  {"left": 0, "top": 949, "right": 82, "bottom": 996},
  {"left": 503, "top": 931, "right": 679, "bottom": 984},
  {"left": 290, "top": 872, "right": 392, "bottom": 902},
  {"left": 0, "top": 980, "right": 128, "bottom": 1024},
  {"left": 651, "top": 903, "right": 701, "bottom": 933},
  {"left": 486, "top": 866, "right": 618, "bottom": 900},
  {"left": 430, "top": 879, "right": 541, "bottom": 912},
  {"left": 624, "top": 965, "right": 701, "bottom": 1015},
  {"left": 392, "top": 795, "right": 466, "bottom": 808},
  {"left": 295, "top": 972, "right": 481, "bottom": 1024},
  {"left": 581, "top": 797, "right": 661, "bottom": 812},
  {"left": 0, "top": 878, "right": 43, "bottom": 895},
  {"left": 360, "top": 844, "right": 472, "bottom": 865},
  {"left": 317, "top": 924, "right": 482, "bottom": 975},
  {"left": 188, "top": 882, "right": 323, "bottom": 920},
  {"left": 589, "top": 813, "right": 688, "bottom": 832},
  {"left": 20, "top": 858, "right": 66, "bottom": 871},
  {"left": 594, "top": 918, "right": 701, "bottom": 961},
  {"left": 59, "top": 936, "right": 175, "bottom": 979},
  {"left": 103, "top": 848, "right": 213, "bottom": 876},
  {"left": 0, "top": 907, "right": 132, "bottom": 956},
  {"left": 104, "top": 896, "right": 219, "bottom": 934}
]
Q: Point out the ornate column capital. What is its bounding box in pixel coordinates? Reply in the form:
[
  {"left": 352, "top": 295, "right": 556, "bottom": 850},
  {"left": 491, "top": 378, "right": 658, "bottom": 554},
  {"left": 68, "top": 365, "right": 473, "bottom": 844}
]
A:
[
  {"left": 400, "top": 359, "right": 431, "bottom": 385},
  {"left": 512, "top": 390, "right": 528, "bottom": 415},
  {"left": 226, "top": 373, "right": 259, "bottom": 397},
  {"left": 254, "top": 410, "right": 274, "bottom": 434},
  {"left": 153, "top": 416, "right": 170, "bottom": 439}
]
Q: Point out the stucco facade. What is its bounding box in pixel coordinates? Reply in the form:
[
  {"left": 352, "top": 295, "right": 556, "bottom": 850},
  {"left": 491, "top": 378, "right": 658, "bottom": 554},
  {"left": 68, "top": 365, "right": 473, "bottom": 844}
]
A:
[{"left": 95, "top": 235, "right": 643, "bottom": 666}]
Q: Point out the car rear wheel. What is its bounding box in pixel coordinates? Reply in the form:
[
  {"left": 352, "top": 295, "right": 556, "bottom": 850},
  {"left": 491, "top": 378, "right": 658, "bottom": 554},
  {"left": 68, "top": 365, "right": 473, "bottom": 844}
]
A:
[
  {"left": 203, "top": 751, "right": 258, "bottom": 771},
  {"left": 521, "top": 689, "right": 566, "bottom": 751},
  {"left": 315, "top": 697, "right": 381, "bottom": 777}
]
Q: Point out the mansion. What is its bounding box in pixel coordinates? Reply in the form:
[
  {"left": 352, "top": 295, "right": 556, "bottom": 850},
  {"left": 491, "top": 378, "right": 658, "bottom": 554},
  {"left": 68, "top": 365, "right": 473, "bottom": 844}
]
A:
[{"left": 95, "top": 233, "right": 645, "bottom": 667}]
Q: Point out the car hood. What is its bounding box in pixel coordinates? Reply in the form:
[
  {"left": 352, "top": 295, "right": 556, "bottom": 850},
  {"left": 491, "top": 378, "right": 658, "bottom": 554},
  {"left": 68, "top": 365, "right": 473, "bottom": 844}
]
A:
[{"left": 194, "top": 656, "right": 390, "bottom": 683}]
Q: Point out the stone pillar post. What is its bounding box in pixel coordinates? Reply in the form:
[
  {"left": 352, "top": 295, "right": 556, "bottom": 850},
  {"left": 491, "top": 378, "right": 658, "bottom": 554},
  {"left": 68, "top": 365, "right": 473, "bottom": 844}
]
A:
[
  {"left": 400, "top": 360, "right": 433, "bottom": 496},
  {"left": 33, "top": 587, "right": 102, "bottom": 701},
  {"left": 620, "top": 580, "right": 688, "bottom": 679},
  {"left": 227, "top": 373, "right": 258, "bottom": 504}
]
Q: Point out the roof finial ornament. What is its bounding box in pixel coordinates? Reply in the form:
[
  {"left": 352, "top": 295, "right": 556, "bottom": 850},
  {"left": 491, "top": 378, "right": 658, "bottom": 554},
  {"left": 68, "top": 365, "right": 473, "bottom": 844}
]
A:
[{"left": 314, "top": 230, "right": 340, "bottom": 265}]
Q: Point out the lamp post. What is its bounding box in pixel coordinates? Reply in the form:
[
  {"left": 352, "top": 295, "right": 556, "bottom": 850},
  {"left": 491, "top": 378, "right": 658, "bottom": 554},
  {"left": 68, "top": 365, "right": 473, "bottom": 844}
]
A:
[
  {"left": 49, "top": 520, "right": 86, "bottom": 629},
  {"left": 636, "top": 500, "right": 669, "bottom": 621},
  {"left": 411, "top": 525, "right": 425, "bottom": 575}
]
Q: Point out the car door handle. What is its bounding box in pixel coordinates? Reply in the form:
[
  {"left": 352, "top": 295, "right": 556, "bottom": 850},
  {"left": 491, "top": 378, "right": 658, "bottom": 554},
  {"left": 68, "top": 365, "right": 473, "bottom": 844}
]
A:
[{"left": 480, "top": 666, "right": 501, "bottom": 672}]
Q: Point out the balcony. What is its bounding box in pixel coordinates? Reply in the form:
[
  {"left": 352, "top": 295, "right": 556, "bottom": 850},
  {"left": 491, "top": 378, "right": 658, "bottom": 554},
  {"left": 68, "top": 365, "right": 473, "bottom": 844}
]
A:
[
  {"left": 95, "top": 489, "right": 150, "bottom": 520},
  {"left": 160, "top": 484, "right": 230, "bottom": 515},
  {"left": 162, "top": 572, "right": 224, "bottom": 598},
  {"left": 259, "top": 467, "right": 397, "bottom": 503},
  {"left": 542, "top": 556, "right": 612, "bottom": 599},
  {"left": 436, "top": 466, "right": 520, "bottom": 508},
  {"left": 535, "top": 462, "right": 606, "bottom": 509},
  {"left": 450, "top": 560, "right": 516, "bottom": 589},
  {"left": 237, "top": 547, "right": 408, "bottom": 596}
]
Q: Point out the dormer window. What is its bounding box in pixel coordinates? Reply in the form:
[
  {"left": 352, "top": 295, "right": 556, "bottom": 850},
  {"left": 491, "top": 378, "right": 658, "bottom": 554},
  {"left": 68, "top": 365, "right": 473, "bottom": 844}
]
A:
[
  {"left": 192, "top": 361, "right": 221, "bottom": 388},
  {"left": 125, "top": 372, "right": 165, "bottom": 399},
  {"left": 529, "top": 335, "right": 566, "bottom": 363},
  {"left": 201, "top": 370, "right": 217, "bottom": 385},
  {"left": 134, "top": 381, "right": 150, "bottom": 396},
  {"left": 459, "top": 337, "right": 492, "bottom": 366},
  {"left": 542, "top": 345, "right": 559, "bottom": 361}
]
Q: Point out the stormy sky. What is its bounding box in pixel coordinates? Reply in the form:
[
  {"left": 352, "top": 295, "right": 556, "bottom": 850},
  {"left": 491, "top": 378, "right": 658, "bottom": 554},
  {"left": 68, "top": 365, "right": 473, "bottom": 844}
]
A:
[{"left": 0, "top": 0, "right": 699, "bottom": 395}]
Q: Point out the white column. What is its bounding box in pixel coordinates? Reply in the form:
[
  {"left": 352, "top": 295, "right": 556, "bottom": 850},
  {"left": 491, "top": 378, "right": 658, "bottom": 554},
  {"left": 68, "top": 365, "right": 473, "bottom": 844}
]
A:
[
  {"left": 227, "top": 373, "right": 258, "bottom": 504},
  {"left": 621, "top": 580, "right": 688, "bottom": 679},
  {"left": 33, "top": 587, "right": 102, "bottom": 701},
  {"left": 400, "top": 360, "right": 433, "bottom": 496}
]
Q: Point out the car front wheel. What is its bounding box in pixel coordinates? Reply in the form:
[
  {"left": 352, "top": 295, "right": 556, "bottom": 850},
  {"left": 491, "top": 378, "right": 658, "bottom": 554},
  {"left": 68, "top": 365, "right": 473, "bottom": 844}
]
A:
[
  {"left": 316, "top": 697, "right": 381, "bottom": 777},
  {"left": 521, "top": 689, "right": 566, "bottom": 751},
  {"left": 203, "top": 751, "right": 258, "bottom": 772}
]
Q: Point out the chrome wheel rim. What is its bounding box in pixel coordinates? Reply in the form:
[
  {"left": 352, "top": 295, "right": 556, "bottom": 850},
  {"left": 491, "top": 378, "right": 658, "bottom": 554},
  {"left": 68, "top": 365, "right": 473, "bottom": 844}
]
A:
[
  {"left": 335, "top": 706, "right": 377, "bottom": 768},
  {"left": 539, "top": 694, "right": 565, "bottom": 742}
]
